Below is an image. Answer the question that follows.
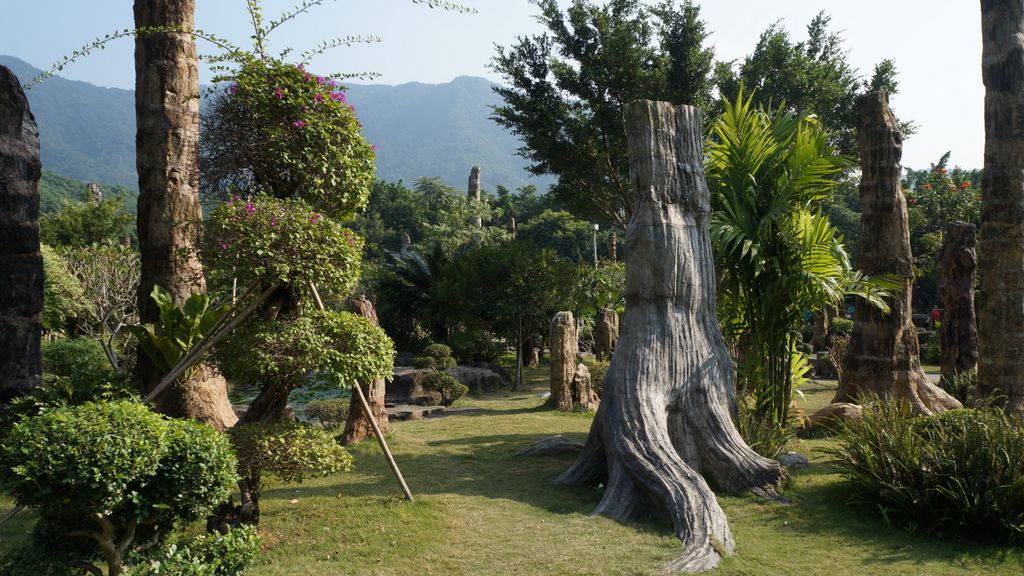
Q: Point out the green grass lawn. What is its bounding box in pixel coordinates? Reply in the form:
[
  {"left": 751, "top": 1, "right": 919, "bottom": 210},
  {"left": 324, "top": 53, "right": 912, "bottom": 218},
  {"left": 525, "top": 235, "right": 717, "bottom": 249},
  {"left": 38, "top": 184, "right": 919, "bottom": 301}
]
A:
[{"left": 3, "top": 367, "right": 1022, "bottom": 575}]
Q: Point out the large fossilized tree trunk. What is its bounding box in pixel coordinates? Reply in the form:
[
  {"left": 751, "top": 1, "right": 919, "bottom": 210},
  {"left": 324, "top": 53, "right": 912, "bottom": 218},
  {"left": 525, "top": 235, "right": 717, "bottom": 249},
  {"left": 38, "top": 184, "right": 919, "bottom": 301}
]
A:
[
  {"left": 0, "top": 65, "right": 42, "bottom": 404},
  {"left": 939, "top": 222, "right": 978, "bottom": 385},
  {"left": 340, "top": 295, "right": 390, "bottom": 444},
  {"left": 557, "top": 101, "right": 782, "bottom": 573},
  {"left": 978, "top": 0, "right": 1024, "bottom": 415},
  {"left": 134, "top": 0, "right": 236, "bottom": 429},
  {"left": 831, "top": 92, "right": 960, "bottom": 414},
  {"left": 549, "top": 311, "right": 577, "bottom": 411}
]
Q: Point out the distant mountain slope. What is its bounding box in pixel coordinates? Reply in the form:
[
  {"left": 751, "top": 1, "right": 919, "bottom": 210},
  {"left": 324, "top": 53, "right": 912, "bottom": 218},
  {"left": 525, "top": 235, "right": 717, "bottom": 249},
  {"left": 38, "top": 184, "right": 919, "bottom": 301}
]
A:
[
  {"left": 39, "top": 171, "right": 138, "bottom": 214},
  {"left": 1, "top": 55, "right": 138, "bottom": 188},
  {"left": 0, "top": 55, "right": 551, "bottom": 193}
]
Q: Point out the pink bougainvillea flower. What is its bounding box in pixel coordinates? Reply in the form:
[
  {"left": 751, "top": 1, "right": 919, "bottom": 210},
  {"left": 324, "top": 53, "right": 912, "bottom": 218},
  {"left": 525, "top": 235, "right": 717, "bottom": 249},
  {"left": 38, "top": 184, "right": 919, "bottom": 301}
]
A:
[
  {"left": 371, "top": 144, "right": 377, "bottom": 151},
  {"left": 270, "top": 216, "right": 278, "bottom": 227},
  {"left": 227, "top": 83, "right": 238, "bottom": 95},
  {"left": 330, "top": 91, "right": 346, "bottom": 103},
  {"left": 292, "top": 120, "right": 306, "bottom": 128},
  {"left": 274, "top": 87, "right": 284, "bottom": 99},
  {"left": 310, "top": 213, "right": 322, "bottom": 224},
  {"left": 313, "top": 93, "right": 324, "bottom": 103},
  {"left": 296, "top": 63, "right": 305, "bottom": 71},
  {"left": 316, "top": 76, "right": 325, "bottom": 85},
  {"left": 245, "top": 202, "right": 256, "bottom": 214},
  {"left": 221, "top": 242, "right": 230, "bottom": 249}
]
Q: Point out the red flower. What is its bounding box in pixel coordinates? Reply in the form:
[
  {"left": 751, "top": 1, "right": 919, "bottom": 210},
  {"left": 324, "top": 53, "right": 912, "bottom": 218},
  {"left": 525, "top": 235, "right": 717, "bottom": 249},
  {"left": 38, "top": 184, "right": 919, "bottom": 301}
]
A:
[{"left": 960, "top": 181, "right": 972, "bottom": 189}]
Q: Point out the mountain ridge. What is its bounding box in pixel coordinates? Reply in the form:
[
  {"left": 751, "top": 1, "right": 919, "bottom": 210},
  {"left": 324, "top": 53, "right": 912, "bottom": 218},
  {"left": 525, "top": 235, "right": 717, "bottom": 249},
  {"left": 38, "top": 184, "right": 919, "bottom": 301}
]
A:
[{"left": 0, "top": 55, "right": 550, "bottom": 193}]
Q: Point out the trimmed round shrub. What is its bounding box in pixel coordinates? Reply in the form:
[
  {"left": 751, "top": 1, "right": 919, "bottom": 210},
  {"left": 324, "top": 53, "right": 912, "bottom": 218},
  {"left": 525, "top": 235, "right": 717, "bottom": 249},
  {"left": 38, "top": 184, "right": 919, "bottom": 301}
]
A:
[
  {"left": 420, "top": 372, "right": 468, "bottom": 406},
  {"left": 831, "top": 317, "right": 853, "bottom": 336},
  {"left": 41, "top": 336, "right": 111, "bottom": 378},
  {"left": 830, "top": 403, "right": 1024, "bottom": 542},
  {"left": 411, "top": 356, "right": 437, "bottom": 370},
  {"left": 231, "top": 421, "right": 354, "bottom": 487},
  {"left": 305, "top": 398, "right": 350, "bottom": 427},
  {"left": 422, "top": 343, "right": 453, "bottom": 360}
]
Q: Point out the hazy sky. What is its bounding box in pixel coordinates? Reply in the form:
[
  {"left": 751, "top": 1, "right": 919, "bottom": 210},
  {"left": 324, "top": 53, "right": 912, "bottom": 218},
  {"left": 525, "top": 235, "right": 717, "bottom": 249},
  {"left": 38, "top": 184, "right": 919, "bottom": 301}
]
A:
[{"left": 0, "top": 0, "right": 983, "bottom": 169}]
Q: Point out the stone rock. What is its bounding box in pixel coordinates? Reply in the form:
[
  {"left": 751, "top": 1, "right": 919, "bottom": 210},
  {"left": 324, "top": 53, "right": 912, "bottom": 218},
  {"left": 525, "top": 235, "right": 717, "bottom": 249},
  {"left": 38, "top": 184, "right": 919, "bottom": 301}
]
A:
[
  {"left": 517, "top": 435, "right": 585, "bottom": 456},
  {"left": 573, "top": 362, "right": 600, "bottom": 411},
  {"left": 447, "top": 366, "right": 506, "bottom": 395},
  {"left": 387, "top": 367, "right": 428, "bottom": 402},
  {"left": 593, "top": 308, "right": 619, "bottom": 360},
  {"left": 527, "top": 347, "right": 540, "bottom": 367},
  {"left": 411, "top": 391, "right": 443, "bottom": 406},
  {"left": 386, "top": 404, "right": 447, "bottom": 422},
  {"left": 468, "top": 166, "right": 482, "bottom": 227},
  {"left": 86, "top": 182, "right": 102, "bottom": 204},
  {"left": 805, "top": 402, "right": 864, "bottom": 431},
  {"left": 778, "top": 452, "right": 808, "bottom": 469}
]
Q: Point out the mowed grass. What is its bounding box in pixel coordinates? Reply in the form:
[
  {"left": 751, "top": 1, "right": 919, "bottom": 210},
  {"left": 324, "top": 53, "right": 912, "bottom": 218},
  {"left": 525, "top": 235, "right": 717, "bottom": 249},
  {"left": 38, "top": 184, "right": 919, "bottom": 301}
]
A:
[{"left": 2, "top": 366, "right": 1022, "bottom": 575}]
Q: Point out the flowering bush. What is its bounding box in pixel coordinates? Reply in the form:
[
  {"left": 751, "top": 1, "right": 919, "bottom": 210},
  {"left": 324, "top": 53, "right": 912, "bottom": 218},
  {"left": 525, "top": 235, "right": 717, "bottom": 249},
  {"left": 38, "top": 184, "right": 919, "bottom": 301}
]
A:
[
  {"left": 202, "top": 56, "right": 375, "bottom": 221},
  {"left": 202, "top": 194, "right": 363, "bottom": 291}
]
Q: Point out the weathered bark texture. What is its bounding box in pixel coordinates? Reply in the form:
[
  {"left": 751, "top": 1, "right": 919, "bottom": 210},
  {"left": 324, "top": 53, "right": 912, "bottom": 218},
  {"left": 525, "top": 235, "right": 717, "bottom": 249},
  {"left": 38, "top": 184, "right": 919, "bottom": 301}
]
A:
[
  {"left": 572, "top": 362, "right": 600, "bottom": 411},
  {"left": 134, "top": 0, "right": 236, "bottom": 429},
  {"left": 830, "top": 92, "right": 960, "bottom": 414},
  {"left": 557, "top": 101, "right": 782, "bottom": 573},
  {"left": 340, "top": 295, "right": 390, "bottom": 445},
  {"left": 978, "top": 0, "right": 1024, "bottom": 415},
  {"left": 609, "top": 231, "right": 618, "bottom": 263},
  {"left": 593, "top": 307, "right": 619, "bottom": 360},
  {"left": 939, "top": 222, "right": 979, "bottom": 385},
  {"left": 810, "top": 311, "right": 830, "bottom": 352},
  {"left": 549, "top": 311, "right": 577, "bottom": 411},
  {"left": 0, "top": 65, "right": 42, "bottom": 404},
  {"left": 468, "top": 165, "right": 482, "bottom": 227}
]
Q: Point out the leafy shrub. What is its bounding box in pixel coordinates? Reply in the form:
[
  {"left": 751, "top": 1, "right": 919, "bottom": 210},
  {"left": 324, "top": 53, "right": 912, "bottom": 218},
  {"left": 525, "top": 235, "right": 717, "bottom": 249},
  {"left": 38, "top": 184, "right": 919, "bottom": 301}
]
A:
[
  {"left": 735, "top": 398, "right": 795, "bottom": 460},
  {"left": 130, "top": 285, "right": 230, "bottom": 375},
  {"left": 921, "top": 340, "right": 942, "bottom": 365},
  {"left": 420, "top": 372, "right": 468, "bottom": 406},
  {"left": 411, "top": 355, "right": 437, "bottom": 370},
  {"left": 422, "top": 343, "right": 453, "bottom": 360},
  {"left": 231, "top": 421, "right": 354, "bottom": 516},
  {"left": 41, "top": 336, "right": 111, "bottom": 378},
  {"left": 0, "top": 401, "right": 237, "bottom": 574},
  {"left": 799, "top": 323, "right": 815, "bottom": 344},
  {"left": 128, "top": 525, "right": 260, "bottom": 576},
  {"left": 829, "top": 402, "right": 1024, "bottom": 542},
  {"left": 305, "top": 398, "right": 350, "bottom": 427},
  {"left": 41, "top": 244, "right": 84, "bottom": 334},
  {"left": 583, "top": 359, "right": 609, "bottom": 399},
  {"left": 831, "top": 317, "right": 854, "bottom": 335},
  {"left": 940, "top": 370, "right": 978, "bottom": 405}
]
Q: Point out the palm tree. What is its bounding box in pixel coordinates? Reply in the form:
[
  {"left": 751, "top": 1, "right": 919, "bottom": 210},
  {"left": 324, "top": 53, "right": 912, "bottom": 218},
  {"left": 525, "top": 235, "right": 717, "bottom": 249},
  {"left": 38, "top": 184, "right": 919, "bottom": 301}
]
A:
[{"left": 706, "top": 92, "right": 891, "bottom": 426}]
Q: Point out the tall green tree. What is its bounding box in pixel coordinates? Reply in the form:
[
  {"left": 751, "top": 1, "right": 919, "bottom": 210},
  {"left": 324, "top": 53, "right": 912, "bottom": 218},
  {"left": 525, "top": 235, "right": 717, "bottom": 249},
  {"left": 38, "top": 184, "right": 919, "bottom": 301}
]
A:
[
  {"left": 491, "top": 0, "right": 715, "bottom": 228},
  {"left": 715, "top": 12, "right": 907, "bottom": 157},
  {"left": 707, "top": 92, "right": 892, "bottom": 426}
]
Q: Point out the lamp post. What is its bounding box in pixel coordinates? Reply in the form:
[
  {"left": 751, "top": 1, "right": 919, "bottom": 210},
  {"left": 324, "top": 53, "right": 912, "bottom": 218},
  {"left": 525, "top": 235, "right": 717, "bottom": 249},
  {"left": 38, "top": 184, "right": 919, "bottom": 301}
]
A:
[{"left": 592, "top": 223, "right": 599, "bottom": 268}]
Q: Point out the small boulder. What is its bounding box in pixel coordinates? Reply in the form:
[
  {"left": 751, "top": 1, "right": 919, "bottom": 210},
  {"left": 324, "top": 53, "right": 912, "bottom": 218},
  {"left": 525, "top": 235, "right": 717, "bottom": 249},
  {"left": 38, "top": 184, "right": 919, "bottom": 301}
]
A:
[{"left": 778, "top": 451, "right": 809, "bottom": 469}]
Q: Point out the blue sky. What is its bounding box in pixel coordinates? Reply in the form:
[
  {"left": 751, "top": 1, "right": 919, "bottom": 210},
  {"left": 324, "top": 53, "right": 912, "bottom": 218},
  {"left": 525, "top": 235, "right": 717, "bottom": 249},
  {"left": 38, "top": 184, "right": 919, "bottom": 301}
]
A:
[{"left": 0, "top": 0, "right": 982, "bottom": 169}]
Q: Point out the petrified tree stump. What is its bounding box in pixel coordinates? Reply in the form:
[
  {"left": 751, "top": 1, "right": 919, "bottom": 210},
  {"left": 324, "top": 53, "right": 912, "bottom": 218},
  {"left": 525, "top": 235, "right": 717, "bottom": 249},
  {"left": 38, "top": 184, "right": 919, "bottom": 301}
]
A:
[
  {"left": 0, "top": 65, "right": 42, "bottom": 404},
  {"left": 939, "top": 222, "right": 978, "bottom": 385},
  {"left": 557, "top": 101, "right": 782, "bottom": 572},
  {"left": 978, "top": 0, "right": 1024, "bottom": 415},
  {"left": 593, "top": 308, "right": 619, "bottom": 360},
  {"left": 468, "top": 165, "right": 482, "bottom": 228},
  {"left": 549, "top": 311, "right": 577, "bottom": 411},
  {"left": 341, "top": 295, "right": 390, "bottom": 444},
  {"left": 829, "top": 92, "right": 960, "bottom": 414},
  {"left": 572, "top": 362, "right": 600, "bottom": 412}
]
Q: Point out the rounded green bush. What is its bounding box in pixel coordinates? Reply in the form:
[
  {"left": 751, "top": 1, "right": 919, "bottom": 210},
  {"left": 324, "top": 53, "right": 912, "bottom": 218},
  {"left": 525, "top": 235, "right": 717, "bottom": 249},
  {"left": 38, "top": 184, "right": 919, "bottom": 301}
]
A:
[
  {"left": 411, "top": 356, "right": 437, "bottom": 370},
  {"left": 305, "top": 398, "right": 350, "bottom": 427},
  {"left": 231, "top": 421, "right": 354, "bottom": 486},
  {"left": 41, "top": 337, "right": 111, "bottom": 378},
  {"left": 422, "top": 343, "right": 453, "bottom": 360},
  {"left": 420, "top": 372, "right": 469, "bottom": 406}
]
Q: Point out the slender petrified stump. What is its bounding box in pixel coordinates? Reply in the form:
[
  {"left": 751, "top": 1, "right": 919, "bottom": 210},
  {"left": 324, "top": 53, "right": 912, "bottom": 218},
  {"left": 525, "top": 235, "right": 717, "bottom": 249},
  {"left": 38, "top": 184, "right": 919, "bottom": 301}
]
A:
[
  {"left": 340, "top": 295, "right": 390, "bottom": 444},
  {"left": 0, "top": 65, "right": 42, "bottom": 404},
  {"left": 593, "top": 307, "right": 619, "bottom": 360},
  {"left": 939, "top": 222, "right": 978, "bottom": 386},
  {"left": 549, "top": 310, "right": 577, "bottom": 411},
  {"left": 468, "top": 165, "right": 482, "bottom": 227},
  {"left": 830, "top": 92, "right": 960, "bottom": 414},
  {"left": 978, "top": 0, "right": 1024, "bottom": 415},
  {"left": 557, "top": 101, "right": 782, "bottom": 573}
]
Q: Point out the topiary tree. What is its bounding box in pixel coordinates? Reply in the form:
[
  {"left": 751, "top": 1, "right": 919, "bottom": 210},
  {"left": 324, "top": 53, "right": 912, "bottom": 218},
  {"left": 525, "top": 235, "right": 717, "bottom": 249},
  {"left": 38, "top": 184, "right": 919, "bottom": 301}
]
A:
[
  {"left": 0, "top": 400, "right": 238, "bottom": 576},
  {"left": 229, "top": 421, "right": 353, "bottom": 525},
  {"left": 420, "top": 372, "right": 469, "bottom": 406}
]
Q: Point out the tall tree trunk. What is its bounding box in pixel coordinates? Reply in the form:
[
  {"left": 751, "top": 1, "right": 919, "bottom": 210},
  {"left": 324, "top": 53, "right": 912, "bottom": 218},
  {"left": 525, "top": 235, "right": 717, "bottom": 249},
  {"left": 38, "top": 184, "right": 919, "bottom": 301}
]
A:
[
  {"left": 830, "top": 92, "right": 960, "bottom": 414},
  {"left": 978, "top": 0, "right": 1024, "bottom": 415},
  {"left": 134, "top": 0, "right": 236, "bottom": 429},
  {"left": 557, "top": 101, "right": 782, "bottom": 573},
  {"left": 939, "top": 222, "right": 979, "bottom": 385},
  {"left": 340, "top": 295, "right": 390, "bottom": 444},
  {"left": 0, "top": 65, "right": 42, "bottom": 404},
  {"left": 593, "top": 307, "right": 619, "bottom": 360}
]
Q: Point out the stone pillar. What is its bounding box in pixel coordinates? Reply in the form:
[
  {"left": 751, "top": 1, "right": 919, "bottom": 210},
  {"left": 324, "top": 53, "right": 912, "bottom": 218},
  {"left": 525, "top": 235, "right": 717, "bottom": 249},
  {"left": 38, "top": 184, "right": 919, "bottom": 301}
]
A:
[
  {"left": 549, "top": 311, "right": 576, "bottom": 411},
  {"left": 0, "top": 65, "right": 43, "bottom": 404},
  {"left": 593, "top": 308, "right": 619, "bottom": 360},
  {"left": 86, "top": 182, "right": 103, "bottom": 204},
  {"left": 609, "top": 231, "right": 618, "bottom": 263},
  {"left": 939, "top": 222, "right": 978, "bottom": 385},
  {"left": 468, "top": 165, "right": 482, "bottom": 227}
]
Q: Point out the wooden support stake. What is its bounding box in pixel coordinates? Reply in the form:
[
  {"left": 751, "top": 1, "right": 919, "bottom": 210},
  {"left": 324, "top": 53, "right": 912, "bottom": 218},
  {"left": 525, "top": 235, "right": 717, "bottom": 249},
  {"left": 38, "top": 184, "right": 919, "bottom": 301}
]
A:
[{"left": 309, "top": 282, "right": 414, "bottom": 502}]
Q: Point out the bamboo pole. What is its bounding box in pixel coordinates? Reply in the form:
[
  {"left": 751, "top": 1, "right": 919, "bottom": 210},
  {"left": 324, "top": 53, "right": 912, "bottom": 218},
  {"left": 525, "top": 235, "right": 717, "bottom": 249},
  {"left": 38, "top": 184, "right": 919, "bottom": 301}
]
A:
[{"left": 309, "top": 282, "right": 414, "bottom": 502}]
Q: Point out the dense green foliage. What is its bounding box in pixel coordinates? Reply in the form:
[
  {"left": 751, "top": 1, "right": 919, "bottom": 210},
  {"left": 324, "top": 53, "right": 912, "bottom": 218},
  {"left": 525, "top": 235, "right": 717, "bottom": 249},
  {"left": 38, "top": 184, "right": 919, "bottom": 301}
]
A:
[
  {"left": 830, "top": 403, "right": 1024, "bottom": 542},
  {"left": 40, "top": 337, "right": 110, "bottom": 379},
  {"left": 40, "top": 244, "right": 84, "bottom": 334},
  {"left": 129, "top": 285, "right": 230, "bottom": 375},
  {"left": 39, "top": 191, "right": 133, "bottom": 249},
  {"left": 128, "top": 526, "right": 260, "bottom": 576},
  {"left": 0, "top": 401, "right": 237, "bottom": 574},
  {"left": 492, "top": 0, "right": 715, "bottom": 227},
  {"left": 231, "top": 421, "right": 354, "bottom": 488},
  {"left": 420, "top": 372, "right": 469, "bottom": 406},
  {"left": 707, "top": 92, "right": 892, "bottom": 426},
  {"left": 304, "top": 398, "right": 350, "bottom": 427}
]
